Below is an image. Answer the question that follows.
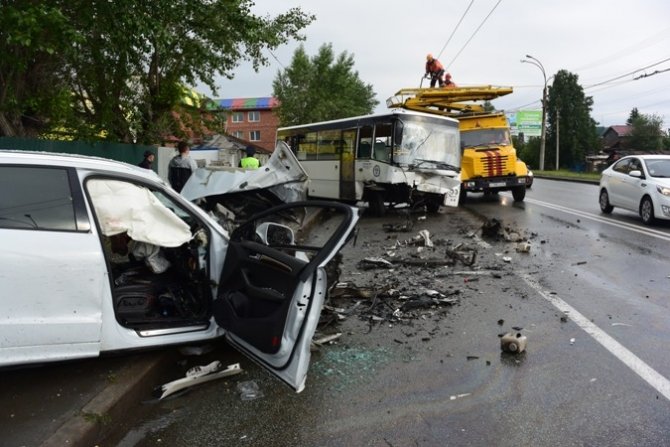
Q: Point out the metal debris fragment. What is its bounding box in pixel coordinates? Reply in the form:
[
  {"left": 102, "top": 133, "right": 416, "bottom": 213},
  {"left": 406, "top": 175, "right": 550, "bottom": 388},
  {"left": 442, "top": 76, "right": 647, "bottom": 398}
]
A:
[{"left": 357, "top": 257, "right": 394, "bottom": 270}]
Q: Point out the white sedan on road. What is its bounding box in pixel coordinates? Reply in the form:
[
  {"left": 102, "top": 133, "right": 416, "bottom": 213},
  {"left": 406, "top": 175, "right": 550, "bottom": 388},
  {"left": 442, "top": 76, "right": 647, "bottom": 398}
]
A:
[{"left": 599, "top": 154, "right": 670, "bottom": 225}]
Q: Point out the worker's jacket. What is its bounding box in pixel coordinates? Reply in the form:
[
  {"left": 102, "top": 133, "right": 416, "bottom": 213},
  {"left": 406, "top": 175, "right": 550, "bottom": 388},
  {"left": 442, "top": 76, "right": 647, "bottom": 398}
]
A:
[
  {"left": 425, "top": 59, "right": 444, "bottom": 74},
  {"left": 240, "top": 156, "right": 260, "bottom": 169}
]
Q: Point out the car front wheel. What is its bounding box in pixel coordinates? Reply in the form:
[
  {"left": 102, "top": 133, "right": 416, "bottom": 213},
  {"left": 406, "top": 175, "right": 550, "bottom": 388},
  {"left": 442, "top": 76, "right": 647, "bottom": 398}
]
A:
[
  {"left": 640, "top": 196, "right": 655, "bottom": 225},
  {"left": 599, "top": 189, "right": 613, "bottom": 213}
]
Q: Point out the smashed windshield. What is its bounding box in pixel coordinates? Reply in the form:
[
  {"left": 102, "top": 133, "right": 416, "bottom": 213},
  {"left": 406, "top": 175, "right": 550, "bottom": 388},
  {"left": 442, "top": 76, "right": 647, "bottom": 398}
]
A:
[
  {"left": 394, "top": 120, "right": 460, "bottom": 170},
  {"left": 461, "top": 128, "right": 511, "bottom": 148}
]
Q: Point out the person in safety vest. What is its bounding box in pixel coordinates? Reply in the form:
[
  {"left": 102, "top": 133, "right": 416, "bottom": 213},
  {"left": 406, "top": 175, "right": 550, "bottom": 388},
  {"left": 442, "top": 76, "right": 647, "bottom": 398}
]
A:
[
  {"left": 425, "top": 53, "right": 445, "bottom": 88},
  {"left": 240, "top": 145, "right": 260, "bottom": 169}
]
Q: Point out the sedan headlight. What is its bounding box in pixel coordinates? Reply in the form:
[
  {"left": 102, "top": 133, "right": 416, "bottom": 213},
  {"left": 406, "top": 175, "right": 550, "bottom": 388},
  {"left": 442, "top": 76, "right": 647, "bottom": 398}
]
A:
[{"left": 656, "top": 185, "right": 670, "bottom": 196}]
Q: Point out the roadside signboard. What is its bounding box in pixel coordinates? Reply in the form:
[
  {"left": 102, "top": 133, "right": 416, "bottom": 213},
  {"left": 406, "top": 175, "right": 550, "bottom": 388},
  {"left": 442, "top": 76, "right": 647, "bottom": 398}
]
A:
[{"left": 515, "top": 110, "right": 542, "bottom": 137}]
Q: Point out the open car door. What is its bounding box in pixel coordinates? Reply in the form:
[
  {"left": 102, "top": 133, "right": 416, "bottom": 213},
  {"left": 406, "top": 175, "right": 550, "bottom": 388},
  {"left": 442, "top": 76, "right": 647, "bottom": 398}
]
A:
[{"left": 213, "top": 201, "right": 359, "bottom": 392}]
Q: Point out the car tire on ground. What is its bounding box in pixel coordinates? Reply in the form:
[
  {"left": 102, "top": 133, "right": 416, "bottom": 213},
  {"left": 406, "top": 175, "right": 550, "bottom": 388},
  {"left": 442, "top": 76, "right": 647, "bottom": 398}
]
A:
[
  {"left": 599, "top": 189, "right": 613, "bottom": 213},
  {"left": 640, "top": 196, "right": 655, "bottom": 225},
  {"left": 512, "top": 185, "right": 526, "bottom": 202}
]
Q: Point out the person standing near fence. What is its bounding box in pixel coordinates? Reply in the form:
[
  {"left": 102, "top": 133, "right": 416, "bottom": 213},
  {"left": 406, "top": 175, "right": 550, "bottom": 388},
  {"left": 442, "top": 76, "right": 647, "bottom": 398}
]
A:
[{"left": 168, "top": 141, "right": 198, "bottom": 192}]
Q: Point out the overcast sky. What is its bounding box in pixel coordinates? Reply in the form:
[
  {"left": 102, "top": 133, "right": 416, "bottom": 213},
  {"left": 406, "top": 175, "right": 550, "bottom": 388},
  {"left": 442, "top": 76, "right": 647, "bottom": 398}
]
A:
[{"left": 203, "top": 0, "right": 670, "bottom": 129}]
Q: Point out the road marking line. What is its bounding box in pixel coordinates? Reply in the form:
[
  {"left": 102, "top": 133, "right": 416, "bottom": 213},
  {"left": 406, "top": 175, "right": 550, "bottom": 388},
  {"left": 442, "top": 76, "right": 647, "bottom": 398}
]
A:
[
  {"left": 505, "top": 194, "right": 670, "bottom": 242},
  {"left": 520, "top": 273, "right": 670, "bottom": 401}
]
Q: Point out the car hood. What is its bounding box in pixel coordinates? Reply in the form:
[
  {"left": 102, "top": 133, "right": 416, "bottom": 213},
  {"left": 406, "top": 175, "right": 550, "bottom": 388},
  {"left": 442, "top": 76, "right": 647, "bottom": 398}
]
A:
[{"left": 180, "top": 141, "right": 309, "bottom": 223}]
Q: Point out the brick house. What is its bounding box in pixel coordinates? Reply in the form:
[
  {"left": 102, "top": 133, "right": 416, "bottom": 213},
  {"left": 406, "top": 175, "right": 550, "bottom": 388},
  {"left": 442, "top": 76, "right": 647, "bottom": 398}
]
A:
[{"left": 217, "top": 97, "right": 280, "bottom": 152}]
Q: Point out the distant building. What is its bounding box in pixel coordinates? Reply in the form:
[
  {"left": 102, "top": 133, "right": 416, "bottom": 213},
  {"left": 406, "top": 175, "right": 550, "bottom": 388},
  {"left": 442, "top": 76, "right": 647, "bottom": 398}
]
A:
[
  {"left": 217, "top": 97, "right": 280, "bottom": 152},
  {"left": 602, "top": 125, "right": 633, "bottom": 151}
]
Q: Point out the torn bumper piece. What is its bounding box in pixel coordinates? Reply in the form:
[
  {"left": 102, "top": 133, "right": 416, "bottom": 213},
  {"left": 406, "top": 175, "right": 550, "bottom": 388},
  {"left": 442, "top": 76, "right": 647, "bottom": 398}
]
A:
[{"left": 158, "top": 362, "right": 242, "bottom": 399}]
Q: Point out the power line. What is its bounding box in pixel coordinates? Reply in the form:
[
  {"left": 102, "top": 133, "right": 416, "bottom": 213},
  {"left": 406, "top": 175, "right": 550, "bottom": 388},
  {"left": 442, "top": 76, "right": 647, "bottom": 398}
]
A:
[
  {"left": 446, "top": 0, "right": 503, "bottom": 71},
  {"left": 583, "top": 56, "right": 670, "bottom": 89},
  {"left": 436, "top": 0, "right": 475, "bottom": 61},
  {"left": 268, "top": 49, "right": 285, "bottom": 70},
  {"left": 634, "top": 67, "right": 670, "bottom": 80}
]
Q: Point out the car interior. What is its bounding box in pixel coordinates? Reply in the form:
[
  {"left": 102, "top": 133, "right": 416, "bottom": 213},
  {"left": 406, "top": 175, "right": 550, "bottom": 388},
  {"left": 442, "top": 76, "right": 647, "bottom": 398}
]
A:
[{"left": 88, "top": 178, "right": 212, "bottom": 330}]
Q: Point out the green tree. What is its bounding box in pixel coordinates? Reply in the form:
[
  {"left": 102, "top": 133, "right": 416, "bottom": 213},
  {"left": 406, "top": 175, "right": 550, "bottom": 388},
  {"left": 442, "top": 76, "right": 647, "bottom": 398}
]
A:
[
  {"left": 1, "top": 0, "right": 314, "bottom": 143},
  {"left": 515, "top": 136, "right": 540, "bottom": 169},
  {"left": 0, "top": 3, "right": 79, "bottom": 137},
  {"left": 546, "top": 69, "right": 598, "bottom": 170},
  {"left": 629, "top": 112, "right": 665, "bottom": 152},
  {"left": 626, "top": 107, "right": 640, "bottom": 126},
  {"left": 272, "top": 43, "right": 378, "bottom": 126}
]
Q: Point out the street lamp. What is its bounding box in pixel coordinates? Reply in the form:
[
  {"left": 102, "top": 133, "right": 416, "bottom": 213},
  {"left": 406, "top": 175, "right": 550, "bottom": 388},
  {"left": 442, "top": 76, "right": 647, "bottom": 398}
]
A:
[{"left": 521, "top": 54, "right": 547, "bottom": 171}]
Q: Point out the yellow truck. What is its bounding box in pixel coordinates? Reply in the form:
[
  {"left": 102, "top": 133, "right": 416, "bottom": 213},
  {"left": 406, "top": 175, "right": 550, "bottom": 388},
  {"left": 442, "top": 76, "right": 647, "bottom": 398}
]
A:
[{"left": 387, "top": 85, "right": 531, "bottom": 203}]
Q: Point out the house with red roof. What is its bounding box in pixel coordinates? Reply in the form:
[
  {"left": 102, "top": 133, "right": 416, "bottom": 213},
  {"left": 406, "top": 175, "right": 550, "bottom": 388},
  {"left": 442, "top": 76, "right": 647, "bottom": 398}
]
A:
[
  {"left": 602, "top": 125, "right": 632, "bottom": 150},
  {"left": 217, "top": 97, "right": 280, "bottom": 152}
]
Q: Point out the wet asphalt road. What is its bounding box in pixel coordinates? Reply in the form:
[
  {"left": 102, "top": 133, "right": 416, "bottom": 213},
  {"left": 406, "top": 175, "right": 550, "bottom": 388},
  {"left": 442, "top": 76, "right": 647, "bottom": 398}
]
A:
[{"left": 103, "top": 179, "right": 670, "bottom": 447}]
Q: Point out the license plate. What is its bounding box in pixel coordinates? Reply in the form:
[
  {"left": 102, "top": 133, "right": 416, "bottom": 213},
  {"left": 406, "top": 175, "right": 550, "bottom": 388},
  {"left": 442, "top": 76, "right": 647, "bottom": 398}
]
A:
[{"left": 489, "top": 182, "right": 506, "bottom": 187}]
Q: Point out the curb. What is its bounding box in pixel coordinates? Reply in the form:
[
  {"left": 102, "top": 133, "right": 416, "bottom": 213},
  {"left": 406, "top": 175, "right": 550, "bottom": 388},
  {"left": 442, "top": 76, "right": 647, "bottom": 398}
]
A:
[
  {"left": 40, "top": 352, "right": 171, "bottom": 447},
  {"left": 533, "top": 175, "right": 599, "bottom": 185}
]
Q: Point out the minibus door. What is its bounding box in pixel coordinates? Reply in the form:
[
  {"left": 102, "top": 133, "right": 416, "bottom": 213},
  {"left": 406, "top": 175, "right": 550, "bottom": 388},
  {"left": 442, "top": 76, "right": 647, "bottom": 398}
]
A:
[{"left": 339, "top": 129, "right": 357, "bottom": 201}]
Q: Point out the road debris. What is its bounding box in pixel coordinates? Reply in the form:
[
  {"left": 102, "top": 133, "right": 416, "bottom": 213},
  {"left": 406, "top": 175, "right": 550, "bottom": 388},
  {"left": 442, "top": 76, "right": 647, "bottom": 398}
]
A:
[
  {"left": 157, "top": 362, "right": 242, "bottom": 400},
  {"left": 357, "top": 257, "right": 394, "bottom": 270},
  {"left": 313, "top": 333, "right": 343, "bottom": 346},
  {"left": 500, "top": 332, "right": 528, "bottom": 353},
  {"left": 516, "top": 242, "right": 531, "bottom": 253},
  {"left": 237, "top": 380, "right": 264, "bottom": 401}
]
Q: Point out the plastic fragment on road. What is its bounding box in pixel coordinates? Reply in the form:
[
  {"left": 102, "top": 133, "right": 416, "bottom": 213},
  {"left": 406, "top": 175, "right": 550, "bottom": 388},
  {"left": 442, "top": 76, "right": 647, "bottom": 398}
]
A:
[
  {"left": 500, "top": 332, "right": 527, "bottom": 353},
  {"left": 502, "top": 256, "right": 512, "bottom": 263},
  {"left": 515, "top": 242, "right": 531, "bottom": 253},
  {"left": 158, "top": 362, "right": 242, "bottom": 400},
  {"left": 450, "top": 393, "right": 471, "bottom": 400},
  {"left": 313, "top": 333, "right": 342, "bottom": 346}
]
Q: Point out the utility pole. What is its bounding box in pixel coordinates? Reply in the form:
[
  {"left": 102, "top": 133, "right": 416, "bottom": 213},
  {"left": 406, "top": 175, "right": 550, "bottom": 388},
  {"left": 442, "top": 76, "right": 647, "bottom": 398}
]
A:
[
  {"left": 556, "top": 108, "right": 560, "bottom": 170},
  {"left": 521, "top": 55, "right": 547, "bottom": 171}
]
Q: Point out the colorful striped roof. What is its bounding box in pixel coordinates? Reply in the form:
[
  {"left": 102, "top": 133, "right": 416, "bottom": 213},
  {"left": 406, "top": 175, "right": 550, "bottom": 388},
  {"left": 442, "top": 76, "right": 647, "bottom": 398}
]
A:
[{"left": 216, "top": 97, "right": 279, "bottom": 110}]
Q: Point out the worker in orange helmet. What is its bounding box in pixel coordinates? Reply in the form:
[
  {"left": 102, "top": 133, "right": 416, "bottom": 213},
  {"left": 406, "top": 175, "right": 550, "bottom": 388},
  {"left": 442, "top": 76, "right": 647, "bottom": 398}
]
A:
[
  {"left": 443, "top": 72, "right": 457, "bottom": 88},
  {"left": 424, "top": 53, "right": 445, "bottom": 88}
]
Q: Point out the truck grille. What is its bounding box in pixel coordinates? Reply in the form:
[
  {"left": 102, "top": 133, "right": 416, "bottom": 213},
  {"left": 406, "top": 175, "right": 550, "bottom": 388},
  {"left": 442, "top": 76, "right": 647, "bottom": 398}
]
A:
[{"left": 480, "top": 151, "right": 509, "bottom": 176}]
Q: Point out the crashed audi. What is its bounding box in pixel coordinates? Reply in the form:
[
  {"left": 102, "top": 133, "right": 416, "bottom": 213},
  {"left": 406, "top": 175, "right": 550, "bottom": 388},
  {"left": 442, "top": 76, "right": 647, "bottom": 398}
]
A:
[{"left": 0, "top": 143, "right": 359, "bottom": 392}]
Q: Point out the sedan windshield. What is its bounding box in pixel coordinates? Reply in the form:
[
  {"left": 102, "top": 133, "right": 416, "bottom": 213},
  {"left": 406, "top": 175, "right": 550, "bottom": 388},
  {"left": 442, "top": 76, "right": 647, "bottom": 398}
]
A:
[{"left": 644, "top": 159, "right": 670, "bottom": 178}]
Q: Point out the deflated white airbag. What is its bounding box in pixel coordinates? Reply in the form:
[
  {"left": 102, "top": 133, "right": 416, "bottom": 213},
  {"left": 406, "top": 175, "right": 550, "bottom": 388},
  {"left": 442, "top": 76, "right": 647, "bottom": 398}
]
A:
[{"left": 88, "top": 179, "right": 192, "bottom": 247}]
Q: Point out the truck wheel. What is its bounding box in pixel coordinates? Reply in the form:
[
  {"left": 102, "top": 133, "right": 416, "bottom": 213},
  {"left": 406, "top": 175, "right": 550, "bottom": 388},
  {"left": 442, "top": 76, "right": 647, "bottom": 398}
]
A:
[
  {"left": 512, "top": 185, "right": 526, "bottom": 202},
  {"left": 368, "top": 192, "right": 386, "bottom": 217}
]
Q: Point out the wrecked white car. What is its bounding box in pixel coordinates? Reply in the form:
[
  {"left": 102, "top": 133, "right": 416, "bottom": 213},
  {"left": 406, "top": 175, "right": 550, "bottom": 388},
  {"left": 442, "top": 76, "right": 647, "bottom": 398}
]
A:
[
  {"left": 0, "top": 149, "right": 359, "bottom": 392},
  {"left": 181, "top": 141, "right": 309, "bottom": 229}
]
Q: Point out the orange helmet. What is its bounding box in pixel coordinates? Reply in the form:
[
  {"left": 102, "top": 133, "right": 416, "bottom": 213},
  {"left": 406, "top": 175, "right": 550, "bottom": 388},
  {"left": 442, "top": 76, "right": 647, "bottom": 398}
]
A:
[{"left": 426, "top": 53, "right": 433, "bottom": 61}]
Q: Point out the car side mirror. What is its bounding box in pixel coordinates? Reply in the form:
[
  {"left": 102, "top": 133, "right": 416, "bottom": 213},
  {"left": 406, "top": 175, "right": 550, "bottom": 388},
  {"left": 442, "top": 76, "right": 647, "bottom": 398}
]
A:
[
  {"left": 629, "top": 170, "right": 643, "bottom": 179},
  {"left": 255, "top": 222, "right": 295, "bottom": 246}
]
